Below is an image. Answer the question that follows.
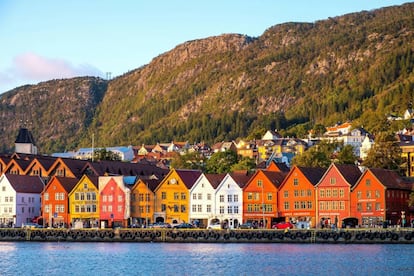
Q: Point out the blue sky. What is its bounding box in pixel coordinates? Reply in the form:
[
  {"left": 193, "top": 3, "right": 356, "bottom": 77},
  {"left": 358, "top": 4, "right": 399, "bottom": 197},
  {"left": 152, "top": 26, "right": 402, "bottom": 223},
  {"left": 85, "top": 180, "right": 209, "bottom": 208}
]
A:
[{"left": 0, "top": 0, "right": 410, "bottom": 94}]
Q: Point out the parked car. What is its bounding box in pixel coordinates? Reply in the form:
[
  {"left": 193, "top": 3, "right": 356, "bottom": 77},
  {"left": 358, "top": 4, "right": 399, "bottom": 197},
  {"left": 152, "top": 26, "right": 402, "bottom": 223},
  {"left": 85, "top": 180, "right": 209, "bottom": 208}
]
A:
[
  {"left": 22, "top": 223, "right": 43, "bottom": 229},
  {"left": 272, "top": 222, "right": 294, "bottom": 229},
  {"left": 173, "top": 223, "right": 194, "bottom": 229},
  {"left": 239, "top": 222, "right": 254, "bottom": 229},
  {"left": 207, "top": 223, "right": 221, "bottom": 230},
  {"left": 149, "top": 222, "right": 171, "bottom": 229}
]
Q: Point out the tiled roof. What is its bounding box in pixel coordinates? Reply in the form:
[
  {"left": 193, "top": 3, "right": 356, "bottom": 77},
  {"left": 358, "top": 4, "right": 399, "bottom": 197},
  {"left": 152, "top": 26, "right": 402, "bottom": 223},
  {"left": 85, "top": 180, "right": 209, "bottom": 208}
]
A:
[
  {"left": 229, "top": 171, "right": 252, "bottom": 188},
  {"left": 175, "top": 169, "right": 202, "bottom": 189},
  {"left": 335, "top": 164, "right": 362, "bottom": 187},
  {"left": 5, "top": 174, "right": 44, "bottom": 193},
  {"left": 298, "top": 167, "right": 327, "bottom": 186},
  {"left": 369, "top": 168, "right": 412, "bottom": 190},
  {"left": 55, "top": 177, "right": 79, "bottom": 193},
  {"left": 262, "top": 171, "right": 288, "bottom": 188},
  {"left": 205, "top": 173, "right": 226, "bottom": 189},
  {"left": 139, "top": 179, "right": 162, "bottom": 192}
]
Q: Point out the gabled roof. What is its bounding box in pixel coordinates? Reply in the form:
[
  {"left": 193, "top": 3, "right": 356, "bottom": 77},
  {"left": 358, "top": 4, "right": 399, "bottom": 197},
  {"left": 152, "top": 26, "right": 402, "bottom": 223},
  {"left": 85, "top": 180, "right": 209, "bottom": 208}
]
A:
[
  {"left": 229, "top": 171, "right": 252, "bottom": 188},
  {"left": 204, "top": 173, "right": 227, "bottom": 189},
  {"left": 335, "top": 164, "right": 362, "bottom": 187},
  {"left": 175, "top": 169, "right": 203, "bottom": 189},
  {"left": 15, "top": 128, "right": 36, "bottom": 144},
  {"left": 261, "top": 170, "right": 288, "bottom": 188},
  {"left": 135, "top": 178, "right": 162, "bottom": 192},
  {"left": 4, "top": 174, "right": 44, "bottom": 193},
  {"left": 368, "top": 168, "right": 412, "bottom": 190},
  {"left": 297, "top": 166, "right": 327, "bottom": 186},
  {"left": 48, "top": 176, "right": 79, "bottom": 193}
]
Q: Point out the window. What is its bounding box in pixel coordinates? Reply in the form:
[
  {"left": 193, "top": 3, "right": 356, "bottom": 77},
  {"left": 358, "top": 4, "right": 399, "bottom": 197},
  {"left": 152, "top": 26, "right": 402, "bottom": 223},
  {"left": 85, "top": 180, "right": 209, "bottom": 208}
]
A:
[
  {"left": 366, "top": 179, "right": 371, "bottom": 186},
  {"left": 181, "top": 205, "right": 186, "bottom": 213},
  {"left": 294, "top": 190, "right": 299, "bottom": 197},
  {"left": 284, "top": 191, "right": 289, "bottom": 198},
  {"left": 267, "top": 193, "right": 272, "bottom": 201},
  {"left": 319, "top": 189, "right": 325, "bottom": 198},
  {"left": 339, "top": 189, "right": 344, "bottom": 198},
  {"left": 330, "top": 177, "right": 336, "bottom": 185},
  {"left": 307, "top": 190, "right": 312, "bottom": 196},
  {"left": 300, "top": 190, "right": 305, "bottom": 197},
  {"left": 375, "top": 190, "right": 380, "bottom": 198},
  {"left": 145, "top": 193, "right": 150, "bottom": 202},
  {"left": 254, "top": 204, "right": 260, "bottom": 212},
  {"left": 207, "top": 194, "right": 212, "bottom": 201},
  {"left": 247, "top": 204, "right": 253, "bottom": 212},
  {"left": 264, "top": 204, "right": 273, "bottom": 212},
  {"left": 192, "top": 205, "right": 197, "bottom": 212},
  {"left": 257, "top": 179, "right": 263, "bottom": 187},
  {"left": 1, "top": 186, "right": 5, "bottom": 191},
  {"left": 284, "top": 202, "right": 289, "bottom": 210},
  {"left": 357, "top": 203, "right": 362, "bottom": 211},
  {"left": 247, "top": 193, "right": 253, "bottom": 200},
  {"left": 193, "top": 193, "right": 197, "bottom": 200},
  {"left": 181, "top": 193, "right": 186, "bottom": 200},
  {"left": 357, "top": 191, "right": 362, "bottom": 199},
  {"left": 86, "top": 193, "right": 92, "bottom": 201},
  {"left": 206, "top": 205, "right": 211, "bottom": 212},
  {"left": 118, "top": 195, "right": 123, "bottom": 202},
  {"left": 117, "top": 205, "right": 122, "bottom": 212},
  {"left": 173, "top": 205, "right": 179, "bottom": 212},
  {"left": 161, "top": 204, "right": 166, "bottom": 212},
  {"left": 375, "top": 203, "right": 381, "bottom": 211},
  {"left": 227, "top": 206, "right": 232, "bottom": 214},
  {"left": 197, "top": 193, "right": 202, "bottom": 200},
  {"left": 366, "top": 203, "right": 372, "bottom": 211},
  {"left": 102, "top": 195, "right": 107, "bottom": 202},
  {"left": 234, "top": 206, "right": 239, "bottom": 214},
  {"left": 294, "top": 201, "right": 300, "bottom": 209},
  {"left": 319, "top": 202, "right": 325, "bottom": 211},
  {"left": 228, "top": 195, "right": 232, "bottom": 202},
  {"left": 254, "top": 193, "right": 260, "bottom": 200},
  {"left": 174, "top": 192, "right": 179, "bottom": 200},
  {"left": 75, "top": 193, "right": 79, "bottom": 200},
  {"left": 197, "top": 205, "right": 202, "bottom": 212},
  {"left": 219, "top": 206, "right": 224, "bottom": 214},
  {"left": 108, "top": 195, "right": 113, "bottom": 202},
  {"left": 162, "top": 192, "right": 166, "bottom": 200},
  {"left": 366, "top": 191, "right": 372, "bottom": 199},
  {"left": 307, "top": 201, "right": 312, "bottom": 209},
  {"left": 332, "top": 189, "right": 338, "bottom": 197},
  {"left": 326, "top": 189, "right": 331, "bottom": 197},
  {"left": 300, "top": 201, "right": 306, "bottom": 209},
  {"left": 339, "top": 201, "right": 345, "bottom": 210},
  {"left": 293, "top": 178, "right": 299, "bottom": 186},
  {"left": 233, "top": 195, "right": 238, "bottom": 202},
  {"left": 219, "top": 195, "right": 224, "bottom": 202}
]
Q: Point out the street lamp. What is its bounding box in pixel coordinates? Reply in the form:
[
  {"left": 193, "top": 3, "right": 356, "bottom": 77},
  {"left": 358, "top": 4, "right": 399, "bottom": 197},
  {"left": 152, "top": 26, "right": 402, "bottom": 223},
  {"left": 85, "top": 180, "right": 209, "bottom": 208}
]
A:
[{"left": 261, "top": 183, "right": 265, "bottom": 229}]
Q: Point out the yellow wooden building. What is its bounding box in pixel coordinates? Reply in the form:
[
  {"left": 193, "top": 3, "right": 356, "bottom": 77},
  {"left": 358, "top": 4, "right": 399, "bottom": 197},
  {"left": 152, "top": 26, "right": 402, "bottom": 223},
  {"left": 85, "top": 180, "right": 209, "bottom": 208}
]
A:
[
  {"left": 130, "top": 178, "right": 161, "bottom": 226},
  {"left": 154, "top": 169, "right": 201, "bottom": 224},
  {"left": 68, "top": 175, "right": 99, "bottom": 228}
]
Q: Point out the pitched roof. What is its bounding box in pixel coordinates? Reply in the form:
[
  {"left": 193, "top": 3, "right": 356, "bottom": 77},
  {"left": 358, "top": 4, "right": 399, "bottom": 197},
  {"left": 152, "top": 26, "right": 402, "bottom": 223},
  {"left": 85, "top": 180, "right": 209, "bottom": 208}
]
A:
[
  {"left": 369, "top": 168, "right": 412, "bottom": 190},
  {"left": 139, "top": 179, "right": 162, "bottom": 192},
  {"left": 54, "top": 177, "right": 79, "bottom": 193},
  {"left": 335, "top": 164, "right": 362, "bottom": 187},
  {"left": 229, "top": 171, "right": 252, "bottom": 188},
  {"left": 297, "top": 166, "right": 327, "bottom": 186},
  {"left": 261, "top": 170, "right": 288, "bottom": 188},
  {"left": 204, "top": 173, "right": 227, "bottom": 189},
  {"left": 5, "top": 174, "right": 44, "bottom": 193},
  {"left": 15, "top": 128, "right": 36, "bottom": 144},
  {"left": 175, "top": 169, "right": 202, "bottom": 189}
]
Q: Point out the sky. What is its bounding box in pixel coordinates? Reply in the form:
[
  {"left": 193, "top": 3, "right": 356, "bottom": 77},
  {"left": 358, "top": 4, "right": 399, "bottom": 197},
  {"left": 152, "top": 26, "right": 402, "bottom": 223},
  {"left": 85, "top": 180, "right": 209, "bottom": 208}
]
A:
[{"left": 0, "top": 0, "right": 411, "bottom": 94}]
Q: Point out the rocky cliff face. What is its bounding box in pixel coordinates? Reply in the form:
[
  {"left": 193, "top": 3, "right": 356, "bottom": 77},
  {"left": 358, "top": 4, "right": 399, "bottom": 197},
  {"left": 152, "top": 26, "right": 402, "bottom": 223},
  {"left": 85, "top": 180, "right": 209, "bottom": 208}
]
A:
[{"left": 1, "top": 3, "right": 414, "bottom": 154}]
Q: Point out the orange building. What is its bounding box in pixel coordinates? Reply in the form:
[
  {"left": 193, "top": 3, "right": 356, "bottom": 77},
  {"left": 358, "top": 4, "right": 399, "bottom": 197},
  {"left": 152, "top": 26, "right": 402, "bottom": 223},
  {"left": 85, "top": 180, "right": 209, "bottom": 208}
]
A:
[
  {"left": 42, "top": 176, "right": 79, "bottom": 227},
  {"left": 316, "top": 164, "right": 361, "bottom": 228},
  {"left": 278, "top": 166, "right": 326, "bottom": 228},
  {"left": 351, "top": 168, "right": 413, "bottom": 227},
  {"left": 130, "top": 178, "right": 161, "bottom": 226},
  {"left": 243, "top": 170, "right": 287, "bottom": 228}
]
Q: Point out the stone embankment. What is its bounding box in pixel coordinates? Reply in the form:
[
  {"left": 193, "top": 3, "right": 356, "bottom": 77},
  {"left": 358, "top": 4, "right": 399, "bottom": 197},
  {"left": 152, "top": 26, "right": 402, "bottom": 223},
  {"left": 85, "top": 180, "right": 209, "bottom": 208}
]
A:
[{"left": 0, "top": 228, "right": 413, "bottom": 244}]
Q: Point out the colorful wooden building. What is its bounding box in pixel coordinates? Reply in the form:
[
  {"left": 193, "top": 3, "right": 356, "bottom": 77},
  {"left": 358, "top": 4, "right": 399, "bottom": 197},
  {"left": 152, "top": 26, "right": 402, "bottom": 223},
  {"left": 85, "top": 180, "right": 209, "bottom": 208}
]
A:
[
  {"left": 278, "top": 166, "right": 326, "bottom": 228},
  {"left": 243, "top": 170, "right": 287, "bottom": 228},
  {"left": 316, "top": 164, "right": 362, "bottom": 228},
  {"left": 42, "top": 176, "right": 79, "bottom": 227},
  {"left": 68, "top": 175, "right": 99, "bottom": 228},
  {"left": 99, "top": 176, "right": 131, "bottom": 228},
  {"left": 130, "top": 178, "right": 161, "bottom": 227},
  {"left": 154, "top": 169, "right": 201, "bottom": 224}
]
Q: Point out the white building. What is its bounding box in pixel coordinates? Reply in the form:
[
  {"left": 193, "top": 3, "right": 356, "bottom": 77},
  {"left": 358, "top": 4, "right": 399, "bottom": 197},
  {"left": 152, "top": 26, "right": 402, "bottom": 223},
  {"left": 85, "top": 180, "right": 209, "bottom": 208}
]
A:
[
  {"left": 0, "top": 174, "right": 44, "bottom": 227},
  {"left": 214, "top": 172, "right": 250, "bottom": 229},
  {"left": 189, "top": 173, "right": 225, "bottom": 228}
]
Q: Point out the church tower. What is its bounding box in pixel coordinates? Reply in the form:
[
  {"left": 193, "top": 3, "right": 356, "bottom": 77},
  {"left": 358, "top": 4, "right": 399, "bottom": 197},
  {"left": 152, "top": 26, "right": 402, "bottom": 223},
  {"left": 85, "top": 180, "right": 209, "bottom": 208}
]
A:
[{"left": 14, "top": 128, "right": 38, "bottom": 154}]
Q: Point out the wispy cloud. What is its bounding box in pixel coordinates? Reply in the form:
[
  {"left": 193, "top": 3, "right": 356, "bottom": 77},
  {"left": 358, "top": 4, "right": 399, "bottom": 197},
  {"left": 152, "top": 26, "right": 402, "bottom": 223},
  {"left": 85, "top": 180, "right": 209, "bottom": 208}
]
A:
[{"left": 0, "top": 52, "right": 103, "bottom": 93}]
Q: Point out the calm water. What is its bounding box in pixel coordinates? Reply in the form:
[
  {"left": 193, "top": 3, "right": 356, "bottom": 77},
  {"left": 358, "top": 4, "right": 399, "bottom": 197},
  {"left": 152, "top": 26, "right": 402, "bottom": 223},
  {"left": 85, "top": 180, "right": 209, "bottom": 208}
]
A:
[{"left": 0, "top": 242, "right": 413, "bottom": 276}]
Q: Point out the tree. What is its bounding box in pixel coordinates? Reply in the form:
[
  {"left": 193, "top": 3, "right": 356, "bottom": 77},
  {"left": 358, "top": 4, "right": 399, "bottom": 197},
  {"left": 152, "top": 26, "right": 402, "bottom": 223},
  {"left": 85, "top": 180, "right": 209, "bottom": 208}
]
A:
[
  {"left": 230, "top": 156, "right": 256, "bottom": 172},
  {"left": 170, "top": 151, "right": 206, "bottom": 170},
  {"left": 206, "top": 150, "right": 238, "bottom": 173},
  {"left": 292, "top": 141, "right": 333, "bottom": 168},
  {"left": 362, "top": 131, "right": 402, "bottom": 172},
  {"left": 93, "top": 148, "right": 121, "bottom": 161},
  {"left": 336, "top": 144, "right": 358, "bottom": 165}
]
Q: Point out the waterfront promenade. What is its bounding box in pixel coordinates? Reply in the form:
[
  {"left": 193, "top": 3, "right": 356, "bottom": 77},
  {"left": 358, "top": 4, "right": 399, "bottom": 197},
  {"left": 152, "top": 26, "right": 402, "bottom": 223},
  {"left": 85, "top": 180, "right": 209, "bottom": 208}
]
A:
[{"left": 1, "top": 227, "right": 413, "bottom": 244}]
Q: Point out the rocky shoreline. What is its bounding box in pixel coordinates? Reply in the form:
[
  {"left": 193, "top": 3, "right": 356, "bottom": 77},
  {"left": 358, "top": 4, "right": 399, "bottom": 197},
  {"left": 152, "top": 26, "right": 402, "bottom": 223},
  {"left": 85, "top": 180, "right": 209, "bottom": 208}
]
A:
[{"left": 1, "top": 228, "right": 413, "bottom": 244}]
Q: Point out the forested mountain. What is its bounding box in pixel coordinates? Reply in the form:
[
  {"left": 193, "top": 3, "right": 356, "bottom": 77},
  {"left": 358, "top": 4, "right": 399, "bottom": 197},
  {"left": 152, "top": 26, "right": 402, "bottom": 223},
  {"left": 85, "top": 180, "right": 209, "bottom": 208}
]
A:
[{"left": 1, "top": 3, "right": 414, "bottom": 153}]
